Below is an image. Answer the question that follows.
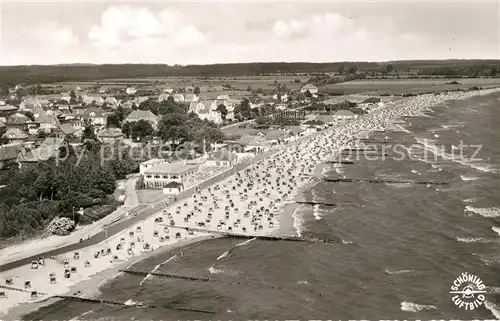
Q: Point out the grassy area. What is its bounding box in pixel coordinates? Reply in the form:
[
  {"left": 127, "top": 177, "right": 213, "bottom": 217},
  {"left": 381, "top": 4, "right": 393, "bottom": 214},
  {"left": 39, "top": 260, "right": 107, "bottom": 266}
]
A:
[
  {"left": 43, "top": 76, "right": 310, "bottom": 92},
  {"left": 320, "top": 78, "right": 500, "bottom": 95}
]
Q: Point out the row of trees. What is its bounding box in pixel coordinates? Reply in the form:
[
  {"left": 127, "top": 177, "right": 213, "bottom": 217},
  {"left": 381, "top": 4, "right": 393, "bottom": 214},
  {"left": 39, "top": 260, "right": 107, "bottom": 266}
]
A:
[{"left": 0, "top": 136, "right": 149, "bottom": 238}]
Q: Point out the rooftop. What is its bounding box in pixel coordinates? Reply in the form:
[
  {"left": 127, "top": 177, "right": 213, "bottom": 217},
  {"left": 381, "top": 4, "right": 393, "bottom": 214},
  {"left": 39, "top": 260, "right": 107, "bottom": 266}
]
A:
[
  {"left": 334, "top": 110, "right": 356, "bottom": 116},
  {"left": 144, "top": 161, "right": 197, "bottom": 174},
  {"left": 141, "top": 158, "right": 167, "bottom": 166}
]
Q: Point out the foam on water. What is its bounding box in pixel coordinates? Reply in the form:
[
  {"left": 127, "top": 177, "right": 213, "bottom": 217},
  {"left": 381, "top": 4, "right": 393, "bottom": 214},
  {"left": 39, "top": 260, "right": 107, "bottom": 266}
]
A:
[
  {"left": 217, "top": 250, "right": 230, "bottom": 261},
  {"left": 384, "top": 269, "right": 414, "bottom": 275},
  {"left": 124, "top": 299, "right": 143, "bottom": 306},
  {"left": 139, "top": 254, "right": 177, "bottom": 286},
  {"left": 415, "top": 137, "right": 497, "bottom": 174},
  {"left": 235, "top": 237, "right": 257, "bottom": 247},
  {"left": 460, "top": 175, "right": 479, "bottom": 181},
  {"left": 400, "top": 301, "right": 436, "bottom": 312},
  {"left": 208, "top": 266, "right": 225, "bottom": 274},
  {"left": 465, "top": 206, "right": 500, "bottom": 218},
  {"left": 485, "top": 301, "right": 500, "bottom": 319},
  {"left": 292, "top": 205, "right": 305, "bottom": 237},
  {"left": 456, "top": 237, "right": 494, "bottom": 243}
]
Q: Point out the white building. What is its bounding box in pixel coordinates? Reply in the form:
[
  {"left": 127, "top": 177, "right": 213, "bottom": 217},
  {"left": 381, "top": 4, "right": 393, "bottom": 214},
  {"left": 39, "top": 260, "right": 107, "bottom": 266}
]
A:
[
  {"left": 142, "top": 161, "right": 198, "bottom": 189},
  {"left": 333, "top": 110, "right": 358, "bottom": 120},
  {"left": 173, "top": 94, "right": 185, "bottom": 103},
  {"left": 126, "top": 87, "right": 137, "bottom": 95},
  {"left": 139, "top": 158, "right": 168, "bottom": 174},
  {"left": 188, "top": 100, "right": 223, "bottom": 125}
]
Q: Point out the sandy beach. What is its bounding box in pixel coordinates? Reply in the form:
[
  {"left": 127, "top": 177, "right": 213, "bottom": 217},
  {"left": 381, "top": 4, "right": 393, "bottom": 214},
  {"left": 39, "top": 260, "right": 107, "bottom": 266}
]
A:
[{"left": 1, "top": 88, "right": 499, "bottom": 319}]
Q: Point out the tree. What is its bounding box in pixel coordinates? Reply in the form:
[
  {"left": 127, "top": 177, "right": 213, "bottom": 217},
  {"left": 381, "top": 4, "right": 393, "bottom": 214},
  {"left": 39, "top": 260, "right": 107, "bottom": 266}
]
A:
[
  {"left": 193, "top": 86, "right": 200, "bottom": 95},
  {"left": 106, "top": 113, "right": 121, "bottom": 128},
  {"left": 81, "top": 120, "right": 98, "bottom": 147},
  {"left": 130, "top": 120, "right": 155, "bottom": 142},
  {"left": 21, "top": 111, "right": 35, "bottom": 121},
  {"left": 304, "top": 90, "right": 312, "bottom": 98},
  {"left": 386, "top": 64, "right": 394, "bottom": 74},
  {"left": 0, "top": 136, "right": 9, "bottom": 145},
  {"left": 216, "top": 104, "right": 228, "bottom": 120}
]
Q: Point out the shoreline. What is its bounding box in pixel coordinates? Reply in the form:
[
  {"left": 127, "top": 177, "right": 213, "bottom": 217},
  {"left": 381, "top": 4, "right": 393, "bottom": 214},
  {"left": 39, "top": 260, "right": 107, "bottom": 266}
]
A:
[
  {"left": 2, "top": 88, "right": 500, "bottom": 320},
  {"left": 3, "top": 234, "right": 220, "bottom": 321}
]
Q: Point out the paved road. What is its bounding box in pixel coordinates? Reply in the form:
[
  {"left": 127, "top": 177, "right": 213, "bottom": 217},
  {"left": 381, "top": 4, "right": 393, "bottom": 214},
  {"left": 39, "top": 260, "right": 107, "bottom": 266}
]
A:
[
  {"left": 0, "top": 148, "right": 278, "bottom": 273},
  {"left": 0, "top": 119, "right": 322, "bottom": 274}
]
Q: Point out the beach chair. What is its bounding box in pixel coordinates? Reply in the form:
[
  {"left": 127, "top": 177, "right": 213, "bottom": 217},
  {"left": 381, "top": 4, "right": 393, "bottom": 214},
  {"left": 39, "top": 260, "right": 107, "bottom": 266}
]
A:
[
  {"left": 84, "top": 261, "right": 91, "bottom": 268},
  {"left": 50, "top": 277, "right": 57, "bottom": 284},
  {"left": 31, "top": 261, "right": 39, "bottom": 269},
  {"left": 0, "top": 291, "right": 6, "bottom": 298},
  {"left": 30, "top": 291, "right": 38, "bottom": 300},
  {"left": 153, "top": 230, "right": 159, "bottom": 237},
  {"left": 70, "top": 267, "right": 77, "bottom": 273},
  {"left": 73, "top": 252, "right": 80, "bottom": 260},
  {"left": 24, "top": 281, "right": 31, "bottom": 289}
]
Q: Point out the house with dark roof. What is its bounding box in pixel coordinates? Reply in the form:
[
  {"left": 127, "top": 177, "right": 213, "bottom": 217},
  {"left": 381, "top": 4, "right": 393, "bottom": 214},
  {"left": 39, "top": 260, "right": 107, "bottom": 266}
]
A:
[
  {"left": 6, "top": 113, "right": 29, "bottom": 131},
  {"left": 2, "top": 128, "right": 28, "bottom": 143},
  {"left": 0, "top": 119, "right": 6, "bottom": 136},
  {"left": 0, "top": 104, "right": 18, "bottom": 118}
]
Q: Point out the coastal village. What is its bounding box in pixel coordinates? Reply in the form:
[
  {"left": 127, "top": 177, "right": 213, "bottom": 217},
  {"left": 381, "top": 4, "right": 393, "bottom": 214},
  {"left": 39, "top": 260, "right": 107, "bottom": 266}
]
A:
[{"left": 0, "top": 79, "right": 385, "bottom": 196}]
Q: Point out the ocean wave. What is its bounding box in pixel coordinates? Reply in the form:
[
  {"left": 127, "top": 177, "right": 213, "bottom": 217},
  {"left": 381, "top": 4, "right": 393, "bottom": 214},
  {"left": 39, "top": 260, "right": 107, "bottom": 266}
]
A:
[
  {"left": 385, "top": 182, "right": 412, "bottom": 188},
  {"left": 124, "top": 299, "right": 143, "bottom": 306},
  {"left": 460, "top": 175, "right": 479, "bottom": 181},
  {"left": 292, "top": 205, "right": 305, "bottom": 237},
  {"left": 385, "top": 269, "right": 414, "bottom": 275},
  {"left": 463, "top": 198, "right": 479, "bottom": 203},
  {"left": 456, "top": 237, "right": 493, "bottom": 243},
  {"left": 465, "top": 206, "right": 500, "bottom": 218},
  {"left": 400, "top": 301, "right": 436, "bottom": 312},
  {"left": 297, "top": 280, "right": 308, "bottom": 284},
  {"left": 485, "top": 301, "right": 500, "bottom": 319},
  {"left": 217, "top": 250, "right": 230, "bottom": 261},
  {"left": 139, "top": 254, "right": 178, "bottom": 286},
  {"left": 492, "top": 226, "right": 500, "bottom": 236},
  {"left": 236, "top": 237, "right": 257, "bottom": 247},
  {"left": 208, "top": 266, "right": 225, "bottom": 274},
  {"left": 415, "top": 137, "right": 497, "bottom": 173}
]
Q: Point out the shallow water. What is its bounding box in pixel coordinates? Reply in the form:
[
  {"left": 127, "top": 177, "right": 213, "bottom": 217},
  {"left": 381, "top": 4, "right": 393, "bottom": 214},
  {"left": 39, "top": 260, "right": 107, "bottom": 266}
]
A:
[{"left": 24, "top": 93, "right": 500, "bottom": 320}]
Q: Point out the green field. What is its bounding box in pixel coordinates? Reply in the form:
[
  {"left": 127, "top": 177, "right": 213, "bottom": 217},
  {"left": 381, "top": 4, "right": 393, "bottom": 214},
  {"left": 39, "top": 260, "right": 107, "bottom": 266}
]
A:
[{"left": 320, "top": 78, "right": 500, "bottom": 95}]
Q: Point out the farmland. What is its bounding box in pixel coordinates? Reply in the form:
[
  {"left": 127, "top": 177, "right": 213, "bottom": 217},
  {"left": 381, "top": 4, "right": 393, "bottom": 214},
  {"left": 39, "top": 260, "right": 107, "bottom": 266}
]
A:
[{"left": 319, "top": 78, "right": 500, "bottom": 95}]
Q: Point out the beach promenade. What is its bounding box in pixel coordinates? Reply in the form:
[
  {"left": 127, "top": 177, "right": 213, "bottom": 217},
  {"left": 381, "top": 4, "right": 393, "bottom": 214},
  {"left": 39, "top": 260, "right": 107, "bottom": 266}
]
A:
[
  {"left": 0, "top": 148, "right": 278, "bottom": 274},
  {"left": 2, "top": 88, "right": 498, "bottom": 317}
]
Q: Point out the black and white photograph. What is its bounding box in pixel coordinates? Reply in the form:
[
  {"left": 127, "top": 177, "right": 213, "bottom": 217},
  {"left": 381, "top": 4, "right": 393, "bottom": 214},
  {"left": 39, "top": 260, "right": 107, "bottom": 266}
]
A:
[{"left": 0, "top": 1, "right": 499, "bottom": 320}]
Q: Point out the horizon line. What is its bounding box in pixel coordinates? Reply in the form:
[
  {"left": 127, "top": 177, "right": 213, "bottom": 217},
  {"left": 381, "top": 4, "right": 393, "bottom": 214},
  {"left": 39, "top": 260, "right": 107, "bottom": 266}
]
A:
[{"left": 2, "top": 58, "right": 500, "bottom": 68}]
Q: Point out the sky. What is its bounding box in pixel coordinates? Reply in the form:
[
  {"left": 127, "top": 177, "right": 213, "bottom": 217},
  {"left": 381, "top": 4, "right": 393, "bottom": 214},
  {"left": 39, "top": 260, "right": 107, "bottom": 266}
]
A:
[{"left": 0, "top": 0, "right": 499, "bottom": 65}]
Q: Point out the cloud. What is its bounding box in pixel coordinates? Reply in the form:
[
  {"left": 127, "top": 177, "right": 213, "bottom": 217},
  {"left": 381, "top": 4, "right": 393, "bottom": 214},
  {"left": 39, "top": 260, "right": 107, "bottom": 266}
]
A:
[
  {"left": 0, "top": 1, "right": 498, "bottom": 65},
  {"left": 87, "top": 5, "right": 204, "bottom": 49}
]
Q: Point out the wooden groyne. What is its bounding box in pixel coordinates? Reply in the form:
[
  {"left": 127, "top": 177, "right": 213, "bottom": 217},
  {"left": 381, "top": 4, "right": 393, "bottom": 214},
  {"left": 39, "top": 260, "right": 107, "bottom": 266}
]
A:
[
  {"left": 120, "top": 270, "right": 212, "bottom": 282},
  {"left": 326, "top": 160, "right": 356, "bottom": 164},
  {"left": 55, "top": 295, "right": 216, "bottom": 314},
  {"left": 0, "top": 285, "right": 47, "bottom": 295},
  {"left": 323, "top": 178, "right": 449, "bottom": 185},
  {"left": 295, "top": 201, "right": 337, "bottom": 207}
]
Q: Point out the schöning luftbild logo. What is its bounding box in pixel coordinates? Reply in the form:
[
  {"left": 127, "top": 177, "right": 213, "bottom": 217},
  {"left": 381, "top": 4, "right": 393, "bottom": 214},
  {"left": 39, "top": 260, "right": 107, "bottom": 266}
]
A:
[{"left": 450, "top": 272, "right": 487, "bottom": 310}]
